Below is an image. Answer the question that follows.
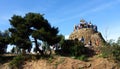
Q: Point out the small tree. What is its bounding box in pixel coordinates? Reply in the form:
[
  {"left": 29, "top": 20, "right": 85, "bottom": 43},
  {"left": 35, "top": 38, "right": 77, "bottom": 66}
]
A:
[
  {"left": 0, "top": 30, "right": 10, "bottom": 54},
  {"left": 9, "top": 15, "right": 32, "bottom": 54},
  {"left": 117, "top": 37, "right": 120, "bottom": 46},
  {"left": 100, "top": 37, "right": 120, "bottom": 61}
]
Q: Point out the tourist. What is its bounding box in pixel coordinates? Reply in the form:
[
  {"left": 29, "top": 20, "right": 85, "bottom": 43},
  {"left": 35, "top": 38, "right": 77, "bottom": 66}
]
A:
[
  {"left": 90, "top": 23, "right": 93, "bottom": 28},
  {"left": 74, "top": 24, "right": 77, "bottom": 31},
  {"left": 88, "top": 40, "right": 92, "bottom": 46},
  {"left": 93, "top": 25, "right": 97, "bottom": 32},
  {"left": 80, "top": 36, "right": 84, "bottom": 43},
  {"left": 88, "top": 23, "right": 90, "bottom": 28},
  {"left": 84, "top": 22, "right": 88, "bottom": 28},
  {"left": 80, "top": 23, "right": 84, "bottom": 28}
]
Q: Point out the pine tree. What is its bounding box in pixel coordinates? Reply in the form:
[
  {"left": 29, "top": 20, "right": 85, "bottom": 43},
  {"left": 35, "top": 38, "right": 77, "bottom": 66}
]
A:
[{"left": 9, "top": 12, "right": 61, "bottom": 55}]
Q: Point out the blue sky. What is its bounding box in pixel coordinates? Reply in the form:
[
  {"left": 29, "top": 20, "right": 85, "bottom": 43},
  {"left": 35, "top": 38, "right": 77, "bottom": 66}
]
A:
[{"left": 0, "top": 0, "right": 120, "bottom": 41}]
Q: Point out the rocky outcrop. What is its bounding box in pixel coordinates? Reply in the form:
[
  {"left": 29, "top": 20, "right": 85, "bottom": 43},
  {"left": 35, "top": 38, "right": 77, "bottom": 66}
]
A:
[{"left": 69, "top": 28, "right": 105, "bottom": 47}]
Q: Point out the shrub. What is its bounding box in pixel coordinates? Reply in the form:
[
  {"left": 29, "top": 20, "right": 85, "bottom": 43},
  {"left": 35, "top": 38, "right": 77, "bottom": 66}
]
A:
[
  {"left": 9, "top": 54, "right": 25, "bottom": 69},
  {"left": 112, "top": 45, "right": 120, "bottom": 61},
  {"left": 100, "top": 42, "right": 120, "bottom": 61},
  {"left": 60, "top": 39, "right": 94, "bottom": 57},
  {"left": 100, "top": 46, "right": 113, "bottom": 58},
  {"left": 60, "top": 40, "right": 84, "bottom": 56}
]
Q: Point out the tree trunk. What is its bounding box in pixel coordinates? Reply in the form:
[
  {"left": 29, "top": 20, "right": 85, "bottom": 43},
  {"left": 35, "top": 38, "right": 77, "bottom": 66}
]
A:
[{"left": 34, "top": 38, "right": 44, "bottom": 55}]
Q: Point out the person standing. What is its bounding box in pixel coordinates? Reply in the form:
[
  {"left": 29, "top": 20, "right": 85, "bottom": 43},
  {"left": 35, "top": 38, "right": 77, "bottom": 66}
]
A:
[
  {"left": 74, "top": 24, "right": 77, "bottom": 31},
  {"left": 80, "top": 36, "right": 84, "bottom": 43},
  {"left": 88, "top": 40, "right": 92, "bottom": 46}
]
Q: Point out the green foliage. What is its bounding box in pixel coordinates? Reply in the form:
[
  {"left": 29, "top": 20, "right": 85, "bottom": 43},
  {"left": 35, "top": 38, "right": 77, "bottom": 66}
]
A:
[
  {"left": 100, "top": 38, "right": 120, "bottom": 62},
  {"left": 24, "top": 12, "right": 60, "bottom": 46},
  {"left": 9, "top": 54, "right": 25, "bottom": 69},
  {"left": 112, "top": 45, "right": 120, "bottom": 61},
  {"left": 76, "top": 55, "right": 87, "bottom": 61},
  {"left": 101, "top": 45, "right": 120, "bottom": 61},
  {"left": 117, "top": 37, "right": 120, "bottom": 46},
  {"left": 0, "top": 30, "right": 10, "bottom": 54},
  {"left": 60, "top": 40, "right": 92, "bottom": 57},
  {"left": 9, "top": 12, "right": 60, "bottom": 55},
  {"left": 100, "top": 46, "right": 113, "bottom": 58}
]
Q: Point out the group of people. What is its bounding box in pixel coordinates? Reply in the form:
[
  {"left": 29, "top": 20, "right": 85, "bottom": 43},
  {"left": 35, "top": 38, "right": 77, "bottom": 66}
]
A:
[
  {"left": 79, "top": 36, "right": 100, "bottom": 48},
  {"left": 74, "top": 21, "right": 98, "bottom": 32},
  {"left": 79, "top": 36, "right": 92, "bottom": 47}
]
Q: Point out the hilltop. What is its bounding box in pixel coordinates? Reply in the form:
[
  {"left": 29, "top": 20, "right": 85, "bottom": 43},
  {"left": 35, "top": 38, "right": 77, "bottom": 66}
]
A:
[
  {"left": 69, "top": 19, "right": 105, "bottom": 47},
  {"left": 69, "top": 28, "right": 105, "bottom": 48},
  {"left": 69, "top": 19, "right": 106, "bottom": 54}
]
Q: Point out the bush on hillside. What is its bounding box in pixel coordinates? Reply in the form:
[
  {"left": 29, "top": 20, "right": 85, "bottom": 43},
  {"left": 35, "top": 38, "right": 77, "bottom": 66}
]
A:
[
  {"left": 60, "top": 40, "right": 83, "bottom": 56},
  {"left": 9, "top": 54, "right": 25, "bottom": 69},
  {"left": 100, "top": 41, "right": 120, "bottom": 61},
  {"left": 59, "top": 39, "right": 94, "bottom": 57},
  {"left": 112, "top": 45, "right": 120, "bottom": 61},
  {"left": 100, "top": 45, "right": 113, "bottom": 58}
]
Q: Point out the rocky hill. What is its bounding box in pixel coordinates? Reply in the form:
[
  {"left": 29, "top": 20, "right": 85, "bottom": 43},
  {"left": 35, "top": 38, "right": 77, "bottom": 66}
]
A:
[
  {"left": 69, "top": 28, "right": 105, "bottom": 47},
  {"left": 69, "top": 19, "right": 105, "bottom": 48}
]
